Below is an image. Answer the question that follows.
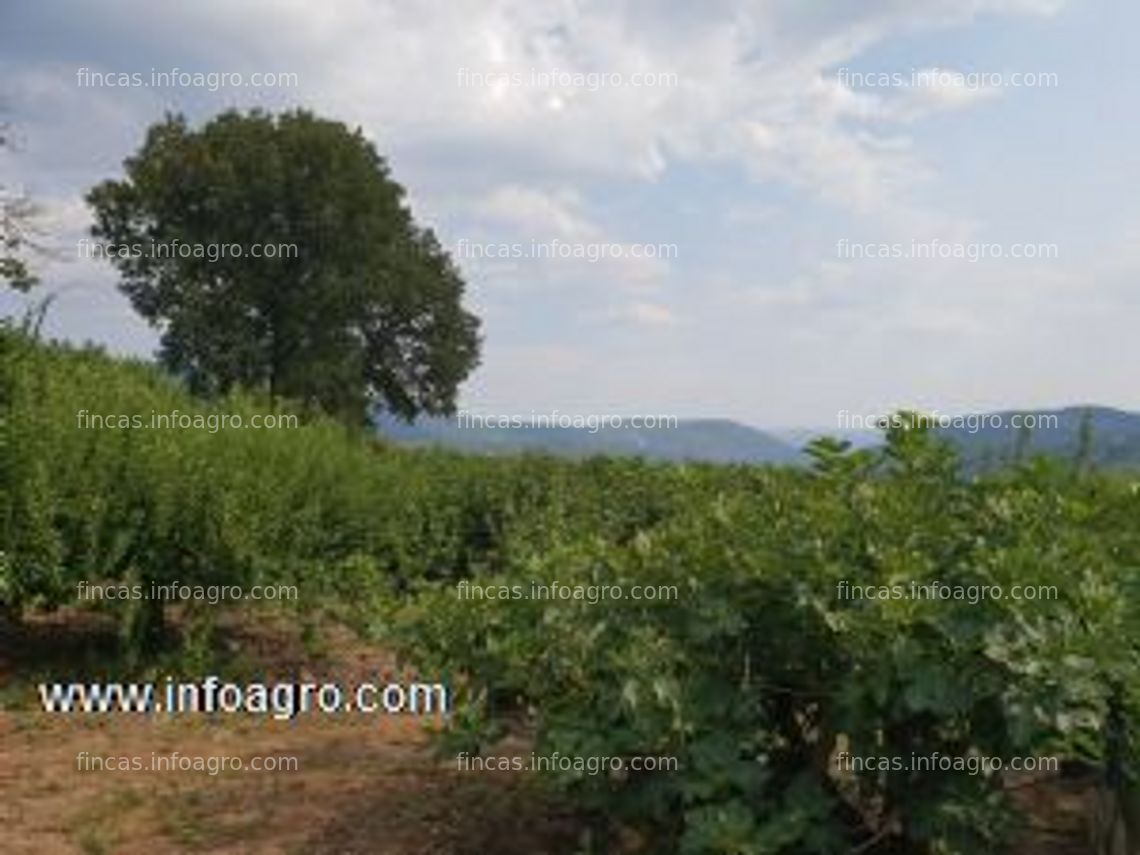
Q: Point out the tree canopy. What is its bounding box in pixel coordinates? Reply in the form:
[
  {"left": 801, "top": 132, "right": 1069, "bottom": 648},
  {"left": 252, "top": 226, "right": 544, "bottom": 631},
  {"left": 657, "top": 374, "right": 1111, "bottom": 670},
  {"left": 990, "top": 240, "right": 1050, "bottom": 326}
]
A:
[{"left": 87, "top": 109, "right": 481, "bottom": 424}]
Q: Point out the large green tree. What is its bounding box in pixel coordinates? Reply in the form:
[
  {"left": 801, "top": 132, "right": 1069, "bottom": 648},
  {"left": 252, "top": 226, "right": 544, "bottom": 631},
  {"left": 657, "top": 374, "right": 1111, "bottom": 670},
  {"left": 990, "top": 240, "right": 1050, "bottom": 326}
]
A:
[{"left": 87, "top": 109, "right": 480, "bottom": 423}]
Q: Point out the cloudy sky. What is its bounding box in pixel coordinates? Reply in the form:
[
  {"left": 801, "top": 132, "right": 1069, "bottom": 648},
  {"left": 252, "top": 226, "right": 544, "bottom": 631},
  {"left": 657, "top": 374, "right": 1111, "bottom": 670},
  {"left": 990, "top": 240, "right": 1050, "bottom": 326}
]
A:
[{"left": 1, "top": 0, "right": 1135, "bottom": 428}]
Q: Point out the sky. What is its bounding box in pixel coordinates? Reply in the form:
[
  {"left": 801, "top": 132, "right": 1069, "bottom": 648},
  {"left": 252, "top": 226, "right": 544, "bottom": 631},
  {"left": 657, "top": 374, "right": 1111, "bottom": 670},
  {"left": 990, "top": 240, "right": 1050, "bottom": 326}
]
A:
[{"left": 1, "top": 0, "right": 1136, "bottom": 429}]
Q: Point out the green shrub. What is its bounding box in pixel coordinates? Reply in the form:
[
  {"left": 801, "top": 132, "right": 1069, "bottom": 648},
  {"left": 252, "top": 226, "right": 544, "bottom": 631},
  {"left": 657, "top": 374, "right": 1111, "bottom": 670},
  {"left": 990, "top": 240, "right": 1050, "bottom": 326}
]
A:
[{"left": 2, "top": 329, "right": 1136, "bottom": 852}]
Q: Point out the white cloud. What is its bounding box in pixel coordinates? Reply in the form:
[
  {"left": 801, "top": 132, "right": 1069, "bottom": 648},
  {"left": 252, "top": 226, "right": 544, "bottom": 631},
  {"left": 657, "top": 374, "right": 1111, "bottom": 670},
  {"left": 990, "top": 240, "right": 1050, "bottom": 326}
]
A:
[
  {"left": 474, "top": 185, "right": 596, "bottom": 239},
  {"left": 459, "top": 183, "right": 672, "bottom": 288},
  {"left": 12, "top": 0, "right": 1124, "bottom": 426},
  {"left": 8, "top": 0, "right": 1061, "bottom": 206}
]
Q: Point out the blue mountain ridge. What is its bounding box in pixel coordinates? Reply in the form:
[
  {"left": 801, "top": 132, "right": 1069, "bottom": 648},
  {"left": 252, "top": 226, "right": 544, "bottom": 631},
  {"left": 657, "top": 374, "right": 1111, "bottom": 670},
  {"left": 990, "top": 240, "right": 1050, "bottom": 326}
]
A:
[{"left": 375, "top": 406, "right": 1140, "bottom": 468}]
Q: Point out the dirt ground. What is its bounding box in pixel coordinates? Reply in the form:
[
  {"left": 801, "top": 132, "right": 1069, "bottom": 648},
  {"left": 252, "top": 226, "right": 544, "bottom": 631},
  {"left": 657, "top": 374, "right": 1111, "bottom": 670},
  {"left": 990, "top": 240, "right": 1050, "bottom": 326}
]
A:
[
  {"left": 0, "top": 610, "right": 578, "bottom": 854},
  {"left": 0, "top": 713, "right": 581, "bottom": 854},
  {"left": 0, "top": 610, "right": 1095, "bottom": 854}
]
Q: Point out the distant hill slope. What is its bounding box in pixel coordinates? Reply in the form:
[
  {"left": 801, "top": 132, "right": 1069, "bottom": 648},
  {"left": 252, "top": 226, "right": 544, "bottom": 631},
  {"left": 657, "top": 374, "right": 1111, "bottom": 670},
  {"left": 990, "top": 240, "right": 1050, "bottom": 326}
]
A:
[
  {"left": 376, "top": 407, "right": 1140, "bottom": 469},
  {"left": 374, "top": 414, "right": 803, "bottom": 464},
  {"left": 935, "top": 406, "right": 1140, "bottom": 470}
]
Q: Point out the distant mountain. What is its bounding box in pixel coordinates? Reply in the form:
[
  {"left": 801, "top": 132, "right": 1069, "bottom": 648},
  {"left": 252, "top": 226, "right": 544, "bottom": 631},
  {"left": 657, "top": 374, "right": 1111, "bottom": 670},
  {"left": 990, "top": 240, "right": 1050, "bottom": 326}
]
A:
[
  {"left": 374, "top": 414, "right": 803, "bottom": 465},
  {"left": 375, "top": 407, "right": 1140, "bottom": 470},
  {"left": 778, "top": 407, "right": 1140, "bottom": 470},
  {"left": 934, "top": 406, "right": 1140, "bottom": 470}
]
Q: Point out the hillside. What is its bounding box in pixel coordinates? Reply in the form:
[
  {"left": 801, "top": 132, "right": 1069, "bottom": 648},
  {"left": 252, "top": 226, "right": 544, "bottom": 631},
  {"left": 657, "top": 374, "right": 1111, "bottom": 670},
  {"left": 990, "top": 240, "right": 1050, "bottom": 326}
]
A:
[
  {"left": 377, "top": 407, "right": 1140, "bottom": 470},
  {"left": 374, "top": 413, "right": 804, "bottom": 464},
  {"left": 935, "top": 406, "right": 1140, "bottom": 470}
]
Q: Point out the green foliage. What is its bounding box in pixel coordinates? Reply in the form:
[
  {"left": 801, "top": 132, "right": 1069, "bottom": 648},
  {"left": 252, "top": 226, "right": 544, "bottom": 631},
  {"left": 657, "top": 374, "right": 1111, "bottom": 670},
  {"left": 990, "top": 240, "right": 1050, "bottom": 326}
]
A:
[
  {"left": 86, "top": 109, "right": 481, "bottom": 424},
  {"left": 2, "top": 330, "right": 1137, "bottom": 853},
  {"left": 385, "top": 416, "right": 1140, "bottom": 854}
]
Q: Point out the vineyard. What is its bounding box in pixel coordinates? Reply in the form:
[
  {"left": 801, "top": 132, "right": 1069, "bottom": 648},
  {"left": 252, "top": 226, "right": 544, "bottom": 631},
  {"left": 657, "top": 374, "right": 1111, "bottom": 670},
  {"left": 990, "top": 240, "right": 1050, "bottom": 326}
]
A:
[{"left": 2, "top": 324, "right": 1139, "bottom": 853}]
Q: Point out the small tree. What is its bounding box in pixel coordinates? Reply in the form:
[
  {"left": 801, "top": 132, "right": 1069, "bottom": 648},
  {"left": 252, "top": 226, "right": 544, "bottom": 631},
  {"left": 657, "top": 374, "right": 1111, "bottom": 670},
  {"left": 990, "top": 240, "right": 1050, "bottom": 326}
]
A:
[{"left": 87, "top": 109, "right": 481, "bottom": 424}]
